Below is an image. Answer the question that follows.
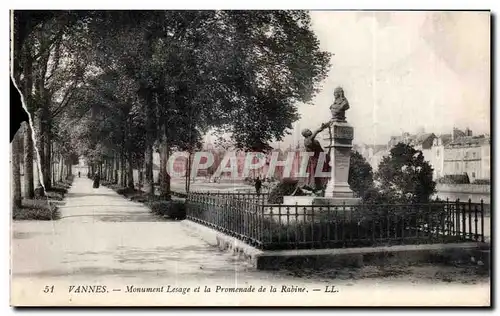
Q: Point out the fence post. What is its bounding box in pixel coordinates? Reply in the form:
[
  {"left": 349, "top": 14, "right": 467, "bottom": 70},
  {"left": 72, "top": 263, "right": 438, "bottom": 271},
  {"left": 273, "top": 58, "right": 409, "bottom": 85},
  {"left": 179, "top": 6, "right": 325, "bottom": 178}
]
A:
[
  {"left": 468, "top": 199, "right": 472, "bottom": 240},
  {"left": 260, "top": 204, "right": 265, "bottom": 249},
  {"left": 277, "top": 203, "right": 282, "bottom": 245},
  {"left": 446, "top": 198, "right": 451, "bottom": 236},
  {"left": 460, "top": 199, "right": 466, "bottom": 239},
  {"left": 474, "top": 202, "right": 478, "bottom": 241},
  {"left": 311, "top": 205, "right": 315, "bottom": 249},
  {"left": 294, "top": 203, "right": 299, "bottom": 248},
  {"left": 481, "top": 199, "right": 485, "bottom": 242}
]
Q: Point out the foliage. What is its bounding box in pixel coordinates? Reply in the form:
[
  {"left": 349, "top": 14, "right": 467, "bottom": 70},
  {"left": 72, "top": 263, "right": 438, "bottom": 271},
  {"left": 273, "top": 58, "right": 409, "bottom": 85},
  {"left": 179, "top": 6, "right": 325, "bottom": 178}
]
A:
[
  {"left": 13, "top": 199, "right": 60, "bottom": 221},
  {"left": 473, "top": 179, "right": 490, "bottom": 185},
  {"left": 437, "top": 174, "right": 471, "bottom": 184},
  {"left": 348, "top": 150, "right": 374, "bottom": 198},
  {"left": 147, "top": 200, "right": 186, "bottom": 220},
  {"left": 267, "top": 178, "right": 304, "bottom": 204},
  {"left": 376, "top": 143, "right": 436, "bottom": 203},
  {"left": 13, "top": 10, "right": 331, "bottom": 202}
]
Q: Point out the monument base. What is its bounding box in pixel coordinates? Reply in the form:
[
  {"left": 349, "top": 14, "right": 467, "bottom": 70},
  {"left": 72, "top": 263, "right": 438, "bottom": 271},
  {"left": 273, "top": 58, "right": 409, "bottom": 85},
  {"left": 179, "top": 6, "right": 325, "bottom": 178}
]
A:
[
  {"left": 283, "top": 195, "right": 361, "bottom": 207},
  {"left": 276, "top": 195, "right": 360, "bottom": 224}
]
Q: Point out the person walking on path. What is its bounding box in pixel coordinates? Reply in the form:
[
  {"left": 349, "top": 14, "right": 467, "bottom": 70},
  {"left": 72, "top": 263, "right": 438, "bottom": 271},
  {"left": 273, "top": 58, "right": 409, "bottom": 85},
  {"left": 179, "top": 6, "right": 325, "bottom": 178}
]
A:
[
  {"left": 92, "top": 172, "right": 100, "bottom": 189},
  {"left": 255, "top": 176, "right": 262, "bottom": 196},
  {"left": 78, "top": 171, "right": 81, "bottom": 178}
]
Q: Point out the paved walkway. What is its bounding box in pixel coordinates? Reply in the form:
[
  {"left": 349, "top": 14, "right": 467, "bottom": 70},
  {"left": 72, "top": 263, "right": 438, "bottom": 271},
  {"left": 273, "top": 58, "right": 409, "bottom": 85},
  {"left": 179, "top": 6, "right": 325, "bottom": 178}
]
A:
[
  {"left": 12, "top": 177, "right": 257, "bottom": 280},
  {"left": 11, "top": 177, "right": 490, "bottom": 306}
]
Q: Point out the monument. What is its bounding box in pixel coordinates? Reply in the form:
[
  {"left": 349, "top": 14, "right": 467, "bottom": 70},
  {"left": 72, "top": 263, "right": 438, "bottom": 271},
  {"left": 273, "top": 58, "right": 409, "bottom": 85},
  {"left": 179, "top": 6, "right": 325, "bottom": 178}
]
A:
[
  {"left": 321, "top": 87, "right": 360, "bottom": 204},
  {"left": 283, "top": 86, "right": 360, "bottom": 207}
]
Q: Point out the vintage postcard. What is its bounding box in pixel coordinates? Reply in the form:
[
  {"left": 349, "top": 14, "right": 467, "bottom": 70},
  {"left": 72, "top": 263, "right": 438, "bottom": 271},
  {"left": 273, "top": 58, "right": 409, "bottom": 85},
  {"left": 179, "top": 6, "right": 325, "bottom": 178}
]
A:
[{"left": 9, "top": 9, "right": 491, "bottom": 307}]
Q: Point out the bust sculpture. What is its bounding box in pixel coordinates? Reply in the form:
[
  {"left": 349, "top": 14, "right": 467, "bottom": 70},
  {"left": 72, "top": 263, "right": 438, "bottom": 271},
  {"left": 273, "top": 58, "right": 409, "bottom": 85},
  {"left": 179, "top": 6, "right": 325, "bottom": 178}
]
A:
[{"left": 330, "top": 87, "right": 350, "bottom": 122}]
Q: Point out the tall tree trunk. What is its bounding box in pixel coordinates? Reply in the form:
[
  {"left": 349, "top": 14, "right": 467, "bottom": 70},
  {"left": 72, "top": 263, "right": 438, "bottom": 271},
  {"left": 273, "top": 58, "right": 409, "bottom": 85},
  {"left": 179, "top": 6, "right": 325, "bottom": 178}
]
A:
[
  {"left": 43, "top": 131, "right": 51, "bottom": 188},
  {"left": 141, "top": 89, "right": 155, "bottom": 196},
  {"left": 159, "top": 123, "right": 171, "bottom": 199},
  {"left": 185, "top": 152, "right": 192, "bottom": 193},
  {"left": 138, "top": 164, "right": 143, "bottom": 191},
  {"left": 37, "top": 111, "right": 45, "bottom": 189},
  {"left": 144, "top": 143, "right": 154, "bottom": 194},
  {"left": 22, "top": 45, "right": 35, "bottom": 198},
  {"left": 51, "top": 143, "right": 55, "bottom": 185},
  {"left": 120, "top": 146, "right": 125, "bottom": 187},
  {"left": 104, "top": 159, "right": 108, "bottom": 182},
  {"left": 127, "top": 153, "right": 134, "bottom": 190},
  {"left": 22, "top": 122, "right": 34, "bottom": 198},
  {"left": 106, "top": 159, "right": 110, "bottom": 182},
  {"left": 114, "top": 152, "right": 119, "bottom": 184},
  {"left": 110, "top": 156, "right": 113, "bottom": 182},
  {"left": 108, "top": 159, "right": 112, "bottom": 181},
  {"left": 59, "top": 154, "right": 64, "bottom": 182},
  {"left": 11, "top": 131, "right": 22, "bottom": 211}
]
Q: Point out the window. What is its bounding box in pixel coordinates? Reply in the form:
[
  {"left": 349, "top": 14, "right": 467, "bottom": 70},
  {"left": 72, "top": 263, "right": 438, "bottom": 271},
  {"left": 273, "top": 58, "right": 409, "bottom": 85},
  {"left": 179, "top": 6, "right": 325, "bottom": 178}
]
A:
[
  {"left": 472, "top": 172, "right": 476, "bottom": 178},
  {"left": 473, "top": 152, "right": 476, "bottom": 158},
  {"left": 455, "top": 162, "right": 459, "bottom": 170}
]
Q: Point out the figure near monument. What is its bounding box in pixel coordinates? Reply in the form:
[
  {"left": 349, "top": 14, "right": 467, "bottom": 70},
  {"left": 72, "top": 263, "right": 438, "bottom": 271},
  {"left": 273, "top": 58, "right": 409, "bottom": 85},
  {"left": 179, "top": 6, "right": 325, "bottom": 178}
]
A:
[{"left": 301, "top": 123, "right": 331, "bottom": 193}]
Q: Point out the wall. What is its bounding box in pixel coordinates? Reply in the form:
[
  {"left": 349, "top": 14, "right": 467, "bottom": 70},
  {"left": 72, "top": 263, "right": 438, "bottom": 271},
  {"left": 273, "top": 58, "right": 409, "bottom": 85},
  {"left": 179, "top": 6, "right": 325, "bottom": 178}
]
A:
[
  {"left": 443, "top": 146, "right": 483, "bottom": 181},
  {"left": 434, "top": 183, "right": 490, "bottom": 204},
  {"left": 481, "top": 144, "right": 490, "bottom": 179}
]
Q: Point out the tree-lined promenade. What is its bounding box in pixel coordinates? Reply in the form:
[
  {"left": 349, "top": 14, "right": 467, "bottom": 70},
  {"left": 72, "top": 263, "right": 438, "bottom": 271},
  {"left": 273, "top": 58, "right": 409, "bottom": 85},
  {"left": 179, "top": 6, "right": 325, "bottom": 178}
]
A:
[{"left": 11, "top": 10, "right": 331, "bottom": 212}]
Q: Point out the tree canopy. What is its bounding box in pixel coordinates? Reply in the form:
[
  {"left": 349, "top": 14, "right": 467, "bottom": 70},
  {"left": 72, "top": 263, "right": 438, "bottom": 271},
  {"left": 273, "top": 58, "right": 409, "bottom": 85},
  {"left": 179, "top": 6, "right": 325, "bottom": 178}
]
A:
[
  {"left": 376, "top": 143, "right": 436, "bottom": 203},
  {"left": 12, "top": 10, "right": 331, "bottom": 199}
]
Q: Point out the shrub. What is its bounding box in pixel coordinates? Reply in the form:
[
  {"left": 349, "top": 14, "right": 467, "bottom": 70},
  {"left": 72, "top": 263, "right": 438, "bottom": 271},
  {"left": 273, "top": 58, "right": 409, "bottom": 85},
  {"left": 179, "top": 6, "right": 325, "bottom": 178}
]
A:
[
  {"left": 147, "top": 200, "right": 186, "bottom": 220},
  {"left": 349, "top": 150, "right": 374, "bottom": 198},
  {"left": 361, "top": 187, "right": 400, "bottom": 205},
  {"left": 13, "top": 199, "right": 60, "bottom": 221},
  {"left": 268, "top": 178, "right": 305, "bottom": 204},
  {"left": 64, "top": 175, "right": 75, "bottom": 185},
  {"left": 101, "top": 180, "right": 114, "bottom": 186},
  {"left": 473, "top": 179, "right": 490, "bottom": 185},
  {"left": 171, "top": 191, "right": 188, "bottom": 199},
  {"left": 116, "top": 187, "right": 138, "bottom": 196},
  {"left": 437, "top": 174, "right": 470, "bottom": 184},
  {"left": 376, "top": 143, "right": 436, "bottom": 203}
]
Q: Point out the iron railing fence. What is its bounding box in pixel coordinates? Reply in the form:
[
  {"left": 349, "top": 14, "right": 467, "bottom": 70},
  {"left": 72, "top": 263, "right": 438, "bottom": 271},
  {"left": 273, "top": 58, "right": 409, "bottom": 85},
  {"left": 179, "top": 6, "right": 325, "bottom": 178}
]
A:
[{"left": 186, "top": 193, "right": 485, "bottom": 250}]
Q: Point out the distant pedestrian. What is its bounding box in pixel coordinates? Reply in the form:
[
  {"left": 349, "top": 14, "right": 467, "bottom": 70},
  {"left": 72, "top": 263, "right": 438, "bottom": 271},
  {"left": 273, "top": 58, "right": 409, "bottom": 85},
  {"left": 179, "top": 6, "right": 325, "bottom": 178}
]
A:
[
  {"left": 255, "top": 177, "right": 262, "bottom": 195},
  {"left": 78, "top": 171, "right": 81, "bottom": 178},
  {"left": 93, "top": 172, "right": 100, "bottom": 189}
]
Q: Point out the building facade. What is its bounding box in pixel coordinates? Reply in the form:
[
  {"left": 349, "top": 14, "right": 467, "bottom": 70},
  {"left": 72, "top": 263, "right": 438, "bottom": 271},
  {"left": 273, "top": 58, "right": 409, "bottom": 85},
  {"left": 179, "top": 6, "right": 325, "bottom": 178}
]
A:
[{"left": 443, "top": 135, "right": 490, "bottom": 182}]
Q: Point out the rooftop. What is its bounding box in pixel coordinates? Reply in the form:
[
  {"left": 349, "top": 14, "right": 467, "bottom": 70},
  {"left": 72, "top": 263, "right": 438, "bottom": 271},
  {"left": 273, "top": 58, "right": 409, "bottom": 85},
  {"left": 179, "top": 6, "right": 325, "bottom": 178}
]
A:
[{"left": 447, "top": 135, "right": 490, "bottom": 147}]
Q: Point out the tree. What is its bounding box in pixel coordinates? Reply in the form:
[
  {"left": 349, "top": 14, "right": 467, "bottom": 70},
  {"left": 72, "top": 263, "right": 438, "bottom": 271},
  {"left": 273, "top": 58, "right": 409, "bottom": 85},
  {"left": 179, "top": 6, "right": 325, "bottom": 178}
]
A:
[
  {"left": 376, "top": 143, "right": 436, "bottom": 203},
  {"left": 12, "top": 11, "right": 95, "bottom": 194},
  {"left": 13, "top": 10, "right": 330, "bottom": 204},
  {"left": 11, "top": 131, "right": 23, "bottom": 211},
  {"left": 86, "top": 10, "right": 330, "bottom": 198},
  {"left": 348, "top": 150, "right": 374, "bottom": 198}
]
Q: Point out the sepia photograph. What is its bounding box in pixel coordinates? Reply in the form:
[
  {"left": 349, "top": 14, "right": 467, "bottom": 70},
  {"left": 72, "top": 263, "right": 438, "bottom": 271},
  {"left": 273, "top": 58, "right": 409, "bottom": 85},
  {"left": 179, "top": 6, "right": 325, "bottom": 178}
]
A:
[{"left": 9, "top": 8, "right": 491, "bottom": 307}]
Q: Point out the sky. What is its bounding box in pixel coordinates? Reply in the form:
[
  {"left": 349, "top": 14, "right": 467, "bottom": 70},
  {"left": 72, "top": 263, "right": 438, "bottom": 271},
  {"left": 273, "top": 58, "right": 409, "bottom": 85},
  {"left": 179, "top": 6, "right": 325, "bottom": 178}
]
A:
[{"left": 278, "top": 11, "right": 491, "bottom": 148}]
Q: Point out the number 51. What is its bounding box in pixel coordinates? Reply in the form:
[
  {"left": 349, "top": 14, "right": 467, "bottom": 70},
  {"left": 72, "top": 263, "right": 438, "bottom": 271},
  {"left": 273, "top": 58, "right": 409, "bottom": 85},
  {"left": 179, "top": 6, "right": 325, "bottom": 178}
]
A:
[{"left": 43, "top": 285, "right": 54, "bottom": 293}]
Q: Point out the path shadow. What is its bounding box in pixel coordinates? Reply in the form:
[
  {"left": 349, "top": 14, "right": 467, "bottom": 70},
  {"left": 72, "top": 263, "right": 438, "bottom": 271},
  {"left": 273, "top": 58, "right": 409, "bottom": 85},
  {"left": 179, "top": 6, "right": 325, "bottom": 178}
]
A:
[
  {"left": 59, "top": 211, "right": 178, "bottom": 223},
  {"left": 66, "top": 193, "right": 121, "bottom": 198},
  {"left": 58, "top": 204, "right": 151, "bottom": 209}
]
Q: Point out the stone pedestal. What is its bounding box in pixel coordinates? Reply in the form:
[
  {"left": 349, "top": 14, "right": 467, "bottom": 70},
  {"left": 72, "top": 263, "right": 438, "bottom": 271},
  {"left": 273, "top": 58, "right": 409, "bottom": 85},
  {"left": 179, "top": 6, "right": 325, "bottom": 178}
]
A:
[
  {"left": 279, "top": 195, "right": 359, "bottom": 224},
  {"left": 322, "top": 121, "right": 360, "bottom": 203}
]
